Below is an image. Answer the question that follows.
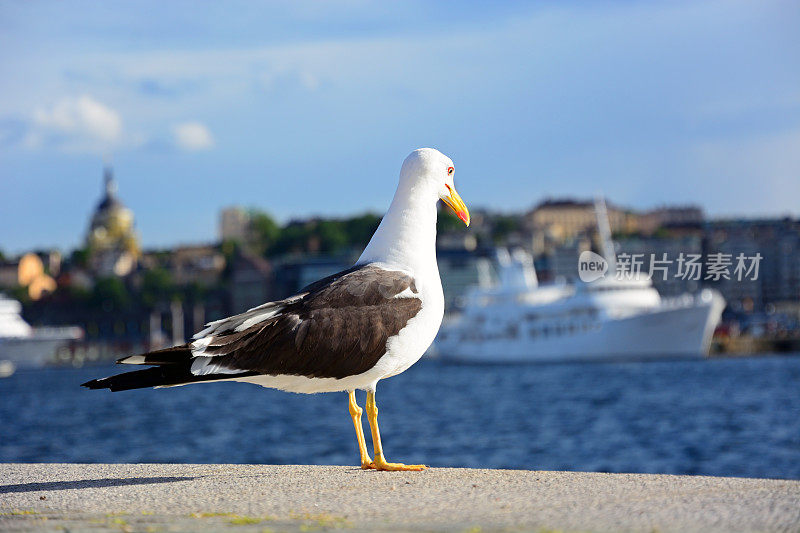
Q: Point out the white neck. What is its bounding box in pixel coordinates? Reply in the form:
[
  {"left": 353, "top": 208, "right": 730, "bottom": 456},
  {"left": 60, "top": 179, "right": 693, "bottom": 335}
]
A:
[{"left": 358, "top": 179, "right": 439, "bottom": 276}]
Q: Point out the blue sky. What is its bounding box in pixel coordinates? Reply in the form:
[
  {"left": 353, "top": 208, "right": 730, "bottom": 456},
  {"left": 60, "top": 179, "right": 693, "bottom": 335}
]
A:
[{"left": 1, "top": 0, "right": 799, "bottom": 253}]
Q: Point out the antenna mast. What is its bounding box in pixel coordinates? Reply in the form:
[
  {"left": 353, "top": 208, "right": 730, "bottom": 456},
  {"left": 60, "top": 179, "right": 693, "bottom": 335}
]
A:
[{"left": 594, "top": 196, "right": 616, "bottom": 273}]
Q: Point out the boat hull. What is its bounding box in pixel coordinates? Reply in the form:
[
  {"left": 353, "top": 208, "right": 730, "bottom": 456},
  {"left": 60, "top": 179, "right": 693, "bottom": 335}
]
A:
[
  {"left": 436, "top": 292, "right": 725, "bottom": 363},
  {"left": 0, "top": 328, "right": 82, "bottom": 369}
]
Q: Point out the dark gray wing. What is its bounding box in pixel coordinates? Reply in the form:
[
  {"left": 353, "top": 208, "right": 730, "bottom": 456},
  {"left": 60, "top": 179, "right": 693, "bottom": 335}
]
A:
[{"left": 192, "top": 264, "right": 421, "bottom": 379}]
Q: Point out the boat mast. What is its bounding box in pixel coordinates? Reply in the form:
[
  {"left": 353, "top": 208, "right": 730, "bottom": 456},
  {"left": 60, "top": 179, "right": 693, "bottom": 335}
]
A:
[{"left": 594, "top": 196, "right": 617, "bottom": 273}]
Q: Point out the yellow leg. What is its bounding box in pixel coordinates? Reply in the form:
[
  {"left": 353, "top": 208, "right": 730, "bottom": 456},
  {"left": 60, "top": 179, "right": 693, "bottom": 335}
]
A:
[
  {"left": 348, "top": 391, "right": 374, "bottom": 469},
  {"left": 365, "top": 390, "right": 427, "bottom": 471}
]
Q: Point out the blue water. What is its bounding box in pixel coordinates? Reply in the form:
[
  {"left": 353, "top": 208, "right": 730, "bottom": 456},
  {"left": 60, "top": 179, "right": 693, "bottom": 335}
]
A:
[{"left": 1, "top": 356, "right": 799, "bottom": 479}]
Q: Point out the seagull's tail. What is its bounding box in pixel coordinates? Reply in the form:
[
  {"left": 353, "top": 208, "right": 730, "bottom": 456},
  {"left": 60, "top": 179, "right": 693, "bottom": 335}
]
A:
[{"left": 81, "top": 345, "right": 255, "bottom": 392}]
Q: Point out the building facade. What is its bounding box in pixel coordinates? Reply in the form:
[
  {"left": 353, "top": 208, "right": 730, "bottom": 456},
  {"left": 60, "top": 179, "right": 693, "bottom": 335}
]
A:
[{"left": 86, "top": 166, "right": 140, "bottom": 277}]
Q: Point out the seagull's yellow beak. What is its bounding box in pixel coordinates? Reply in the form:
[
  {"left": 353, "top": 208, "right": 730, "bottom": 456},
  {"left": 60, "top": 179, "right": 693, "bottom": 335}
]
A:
[{"left": 441, "top": 185, "right": 470, "bottom": 227}]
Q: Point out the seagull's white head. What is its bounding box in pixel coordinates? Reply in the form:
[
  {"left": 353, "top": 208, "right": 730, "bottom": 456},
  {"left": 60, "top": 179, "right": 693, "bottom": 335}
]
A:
[{"left": 399, "top": 148, "right": 470, "bottom": 226}]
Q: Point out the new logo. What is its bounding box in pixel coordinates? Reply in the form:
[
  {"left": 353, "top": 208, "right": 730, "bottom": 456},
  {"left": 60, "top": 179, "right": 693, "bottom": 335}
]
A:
[{"left": 578, "top": 251, "right": 608, "bottom": 282}]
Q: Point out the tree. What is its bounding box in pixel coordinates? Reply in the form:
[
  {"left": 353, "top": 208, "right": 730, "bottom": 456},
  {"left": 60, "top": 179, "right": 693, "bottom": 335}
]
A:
[
  {"left": 437, "top": 207, "right": 464, "bottom": 233},
  {"left": 141, "top": 268, "right": 176, "bottom": 308},
  {"left": 315, "top": 220, "right": 348, "bottom": 253},
  {"left": 250, "top": 210, "right": 280, "bottom": 254},
  {"left": 343, "top": 213, "right": 382, "bottom": 248},
  {"left": 491, "top": 214, "right": 520, "bottom": 244},
  {"left": 271, "top": 221, "right": 311, "bottom": 255},
  {"left": 70, "top": 248, "right": 90, "bottom": 268},
  {"left": 90, "top": 277, "right": 131, "bottom": 312}
]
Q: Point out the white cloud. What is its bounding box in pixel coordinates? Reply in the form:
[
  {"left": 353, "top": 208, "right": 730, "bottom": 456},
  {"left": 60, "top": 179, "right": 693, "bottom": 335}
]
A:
[
  {"left": 255, "top": 67, "right": 321, "bottom": 93},
  {"left": 28, "top": 95, "right": 122, "bottom": 151},
  {"left": 172, "top": 121, "right": 214, "bottom": 151}
]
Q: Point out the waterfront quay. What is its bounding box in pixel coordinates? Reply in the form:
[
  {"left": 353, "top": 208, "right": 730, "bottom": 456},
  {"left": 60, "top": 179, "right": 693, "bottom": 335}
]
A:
[{"left": 1, "top": 463, "right": 799, "bottom": 532}]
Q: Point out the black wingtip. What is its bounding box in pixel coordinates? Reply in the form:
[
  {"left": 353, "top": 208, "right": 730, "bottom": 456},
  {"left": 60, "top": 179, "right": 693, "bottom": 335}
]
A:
[
  {"left": 81, "top": 378, "right": 108, "bottom": 389},
  {"left": 81, "top": 364, "right": 258, "bottom": 392}
]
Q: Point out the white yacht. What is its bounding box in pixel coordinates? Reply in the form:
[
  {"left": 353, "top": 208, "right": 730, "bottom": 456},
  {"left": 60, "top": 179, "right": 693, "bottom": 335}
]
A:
[
  {"left": 0, "top": 294, "right": 82, "bottom": 370},
  {"left": 435, "top": 202, "right": 725, "bottom": 363}
]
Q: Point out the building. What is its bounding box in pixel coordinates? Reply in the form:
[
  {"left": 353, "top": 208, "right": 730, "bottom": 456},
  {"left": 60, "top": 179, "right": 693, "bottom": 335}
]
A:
[
  {"left": 219, "top": 207, "right": 251, "bottom": 243},
  {"left": 271, "top": 256, "right": 354, "bottom": 298},
  {"left": 0, "top": 253, "right": 57, "bottom": 300},
  {"left": 166, "top": 245, "right": 226, "bottom": 286},
  {"left": 542, "top": 238, "right": 592, "bottom": 282},
  {"left": 525, "top": 198, "right": 638, "bottom": 255},
  {"left": 0, "top": 261, "right": 16, "bottom": 288},
  {"left": 705, "top": 218, "right": 800, "bottom": 312},
  {"left": 437, "top": 248, "right": 497, "bottom": 307},
  {"left": 86, "top": 166, "right": 140, "bottom": 277},
  {"left": 638, "top": 205, "right": 704, "bottom": 235},
  {"left": 437, "top": 232, "right": 478, "bottom": 252},
  {"left": 616, "top": 235, "right": 705, "bottom": 296},
  {"left": 227, "top": 251, "right": 273, "bottom": 313}
]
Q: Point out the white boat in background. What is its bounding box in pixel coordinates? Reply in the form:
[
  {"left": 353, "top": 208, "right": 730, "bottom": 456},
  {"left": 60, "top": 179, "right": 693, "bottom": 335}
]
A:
[
  {"left": 434, "top": 200, "right": 725, "bottom": 363},
  {"left": 0, "top": 294, "right": 82, "bottom": 371}
]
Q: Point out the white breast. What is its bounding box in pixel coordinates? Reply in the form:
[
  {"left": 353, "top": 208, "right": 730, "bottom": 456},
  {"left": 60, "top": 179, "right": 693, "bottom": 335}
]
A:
[{"left": 379, "top": 269, "right": 444, "bottom": 378}]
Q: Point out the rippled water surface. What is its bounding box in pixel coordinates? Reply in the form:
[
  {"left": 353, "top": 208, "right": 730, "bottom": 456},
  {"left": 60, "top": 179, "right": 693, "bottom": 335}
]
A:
[{"left": 1, "top": 356, "right": 799, "bottom": 479}]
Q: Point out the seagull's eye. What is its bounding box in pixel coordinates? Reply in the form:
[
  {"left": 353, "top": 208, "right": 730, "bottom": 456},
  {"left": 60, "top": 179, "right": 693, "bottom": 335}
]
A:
[{"left": 447, "top": 166, "right": 454, "bottom": 176}]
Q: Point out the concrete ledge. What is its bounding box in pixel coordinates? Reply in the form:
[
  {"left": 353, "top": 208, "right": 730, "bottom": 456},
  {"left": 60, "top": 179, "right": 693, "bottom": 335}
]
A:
[{"left": 1, "top": 464, "right": 799, "bottom": 532}]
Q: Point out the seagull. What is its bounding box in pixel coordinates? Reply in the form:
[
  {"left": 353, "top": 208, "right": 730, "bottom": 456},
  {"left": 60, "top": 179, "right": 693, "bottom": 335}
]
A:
[{"left": 83, "top": 148, "right": 470, "bottom": 471}]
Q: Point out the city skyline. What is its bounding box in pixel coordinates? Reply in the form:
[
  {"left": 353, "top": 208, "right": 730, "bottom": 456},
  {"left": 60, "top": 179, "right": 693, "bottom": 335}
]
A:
[
  {"left": 2, "top": 1, "right": 799, "bottom": 253},
  {"left": 1, "top": 163, "right": 794, "bottom": 257}
]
